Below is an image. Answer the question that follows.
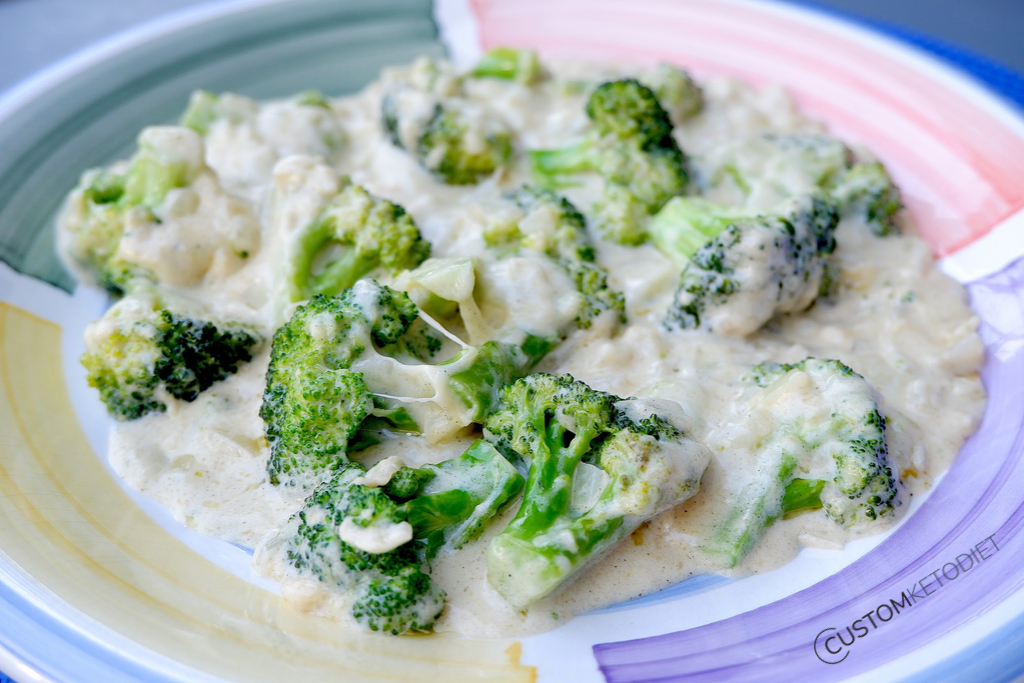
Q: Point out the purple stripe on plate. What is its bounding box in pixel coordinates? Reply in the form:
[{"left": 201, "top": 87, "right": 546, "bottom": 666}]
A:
[{"left": 593, "top": 257, "right": 1024, "bottom": 682}]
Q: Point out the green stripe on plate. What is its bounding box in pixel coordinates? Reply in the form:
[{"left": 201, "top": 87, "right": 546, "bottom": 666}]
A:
[{"left": 0, "top": 0, "right": 444, "bottom": 292}]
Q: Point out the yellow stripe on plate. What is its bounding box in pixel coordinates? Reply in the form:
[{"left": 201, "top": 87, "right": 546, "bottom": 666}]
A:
[{"left": 0, "top": 302, "right": 535, "bottom": 683}]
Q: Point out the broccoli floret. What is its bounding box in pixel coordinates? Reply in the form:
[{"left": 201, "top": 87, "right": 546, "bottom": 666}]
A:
[
  {"left": 285, "top": 442, "right": 523, "bottom": 634},
  {"left": 60, "top": 127, "right": 206, "bottom": 294},
  {"left": 698, "top": 133, "right": 850, "bottom": 203},
  {"left": 529, "top": 79, "right": 688, "bottom": 246},
  {"left": 81, "top": 292, "right": 260, "bottom": 420},
  {"left": 705, "top": 358, "right": 901, "bottom": 567},
  {"left": 471, "top": 47, "right": 544, "bottom": 84},
  {"left": 830, "top": 161, "right": 902, "bottom": 236},
  {"left": 656, "top": 192, "right": 839, "bottom": 336},
  {"left": 281, "top": 181, "right": 431, "bottom": 305},
  {"left": 261, "top": 280, "right": 550, "bottom": 486},
  {"left": 483, "top": 374, "right": 709, "bottom": 609},
  {"left": 382, "top": 59, "right": 514, "bottom": 185},
  {"left": 486, "top": 186, "right": 625, "bottom": 328},
  {"left": 642, "top": 63, "right": 703, "bottom": 124},
  {"left": 414, "top": 103, "right": 513, "bottom": 185},
  {"left": 351, "top": 566, "right": 445, "bottom": 635}
]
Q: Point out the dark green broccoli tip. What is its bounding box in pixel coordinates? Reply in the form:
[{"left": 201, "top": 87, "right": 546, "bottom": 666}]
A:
[
  {"left": 586, "top": 79, "right": 675, "bottom": 149},
  {"left": 383, "top": 466, "right": 436, "bottom": 501},
  {"left": 82, "top": 306, "right": 260, "bottom": 421},
  {"left": 417, "top": 105, "right": 513, "bottom": 185},
  {"left": 351, "top": 566, "right": 446, "bottom": 635},
  {"left": 471, "top": 47, "right": 543, "bottom": 84},
  {"left": 83, "top": 172, "right": 126, "bottom": 205},
  {"left": 288, "top": 183, "right": 431, "bottom": 304},
  {"left": 179, "top": 90, "right": 220, "bottom": 135},
  {"left": 832, "top": 162, "right": 902, "bottom": 236},
  {"left": 483, "top": 373, "right": 704, "bottom": 608},
  {"left": 155, "top": 311, "right": 259, "bottom": 401},
  {"left": 380, "top": 91, "right": 403, "bottom": 149}
]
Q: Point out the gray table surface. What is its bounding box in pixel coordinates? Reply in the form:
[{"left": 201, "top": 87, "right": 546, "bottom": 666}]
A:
[{"left": 1, "top": 0, "right": 1023, "bottom": 99}]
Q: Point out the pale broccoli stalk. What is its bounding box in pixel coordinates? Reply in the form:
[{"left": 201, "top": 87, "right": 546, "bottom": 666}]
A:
[
  {"left": 471, "top": 47, "right": 544, "bottom": 84},
  {"left": 261, "top": 280, "right": 550, "bottom": 486},
  {"left": 282, "top": 181, "right": 431, "bottom": 304},
  {"left": 655, "top": 192, "right": 839, "bottom": 336},
  {"left": 642, "top": 63, "right": 703, "bottom": 124},
  {"left": 529, "top": 79, "right": 689, "bottom": 246},
  {"left": 285, "top": 441, "right": 523, "bottom": 634},
  {"left": 59, "top": 127, "right": 206, "bottom": 294},
  {"left": 483, "top": 374, "right": 710, "bottom": 609},
  {"left": 830, "top": 161, "right": 902, "bottom": 236},
  {"left": 705, "top": 358, "right": 901, "bottom": 567},
  {"left": 484, "top": 186, "right": 625, "bottom": 328},
  {"left": 81, "top": 291, "right": 260, "bottom": 420}
]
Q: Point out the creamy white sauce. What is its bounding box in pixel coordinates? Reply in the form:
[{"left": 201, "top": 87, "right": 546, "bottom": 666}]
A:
[{"left": 77, "top": 58, "right": 986, "bottom": 639}]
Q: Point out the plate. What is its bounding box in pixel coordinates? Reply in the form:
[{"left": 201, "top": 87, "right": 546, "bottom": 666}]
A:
[{"left": 2, "top": 0, "right": 1024, "bottom": 681}]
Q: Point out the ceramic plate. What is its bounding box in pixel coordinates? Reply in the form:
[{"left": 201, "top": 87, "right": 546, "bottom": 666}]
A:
[{"left": 2, "top": 0, "right": 1024, "bottom": 681}]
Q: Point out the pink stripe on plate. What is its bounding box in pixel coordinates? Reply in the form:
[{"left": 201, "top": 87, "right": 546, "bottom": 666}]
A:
[{"left": 469, "top": 0, "right": 1024, "bottom": 257}]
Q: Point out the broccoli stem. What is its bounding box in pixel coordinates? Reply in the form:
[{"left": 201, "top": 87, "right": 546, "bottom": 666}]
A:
[
  {"left": 782, "top": 478, "right": 825, "bottom": 517},
  {"left": 705, "top": 454, "right": 796, "bottom": 568},
  {"left": 402, "top": 440, "right": 525, "bottom": 557},
  {"left": 647, "top": 197, "right": 748, "bottom": 267},
  {"left": 529, "top": 142, "right": 595, "bottom": 187},
  {"left": 471, "top": 47, "right": 542, "bottom": 84}
]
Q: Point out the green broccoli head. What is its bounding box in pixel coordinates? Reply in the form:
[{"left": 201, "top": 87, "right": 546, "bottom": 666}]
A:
[
  {"left": 471, "top": 47, "right": 544, "bottom": 84},
  {"left": 486, "top": 186, "right": 625, "bottom": 329},
  {"left": 261, "top": 286, "right": 418, "bottom": 485},
  {"left": 284, "top": 182, "right": 431, "bottom": 305},
  {"left": 416, "top": 103, "right": 513, "bottom": 185},
  {"left": 81, "top": 293, "right": 260, "bottom": 420},
  {"left": 642, "top": 63, "right": 703, "bottom": 124},
  {"left": 659, "top": 192, "right": 839, "bottom": 336},
  {"left": 706, "top": 358, "right": 901, "bottom": 567},
  {"left": 749, "top": 358, "right": 899, "bottom": 526},
  {"left": 60, "top": 127, "right": 206, "bottom": 294},
  {"left": 483, "top": 374, "right": 709, "bottom": 608},
  {"left": 528, "top": 79, "right": 688, "bottom": 246},
  {"left": 351, "top": 566, "right": 446, "bottom": 635},
  {"left": 830, "top": 161, "right": 902, "bottom": 236},
  {"left": 381, "top": 61, "right": 514, "bottom": 186}
]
